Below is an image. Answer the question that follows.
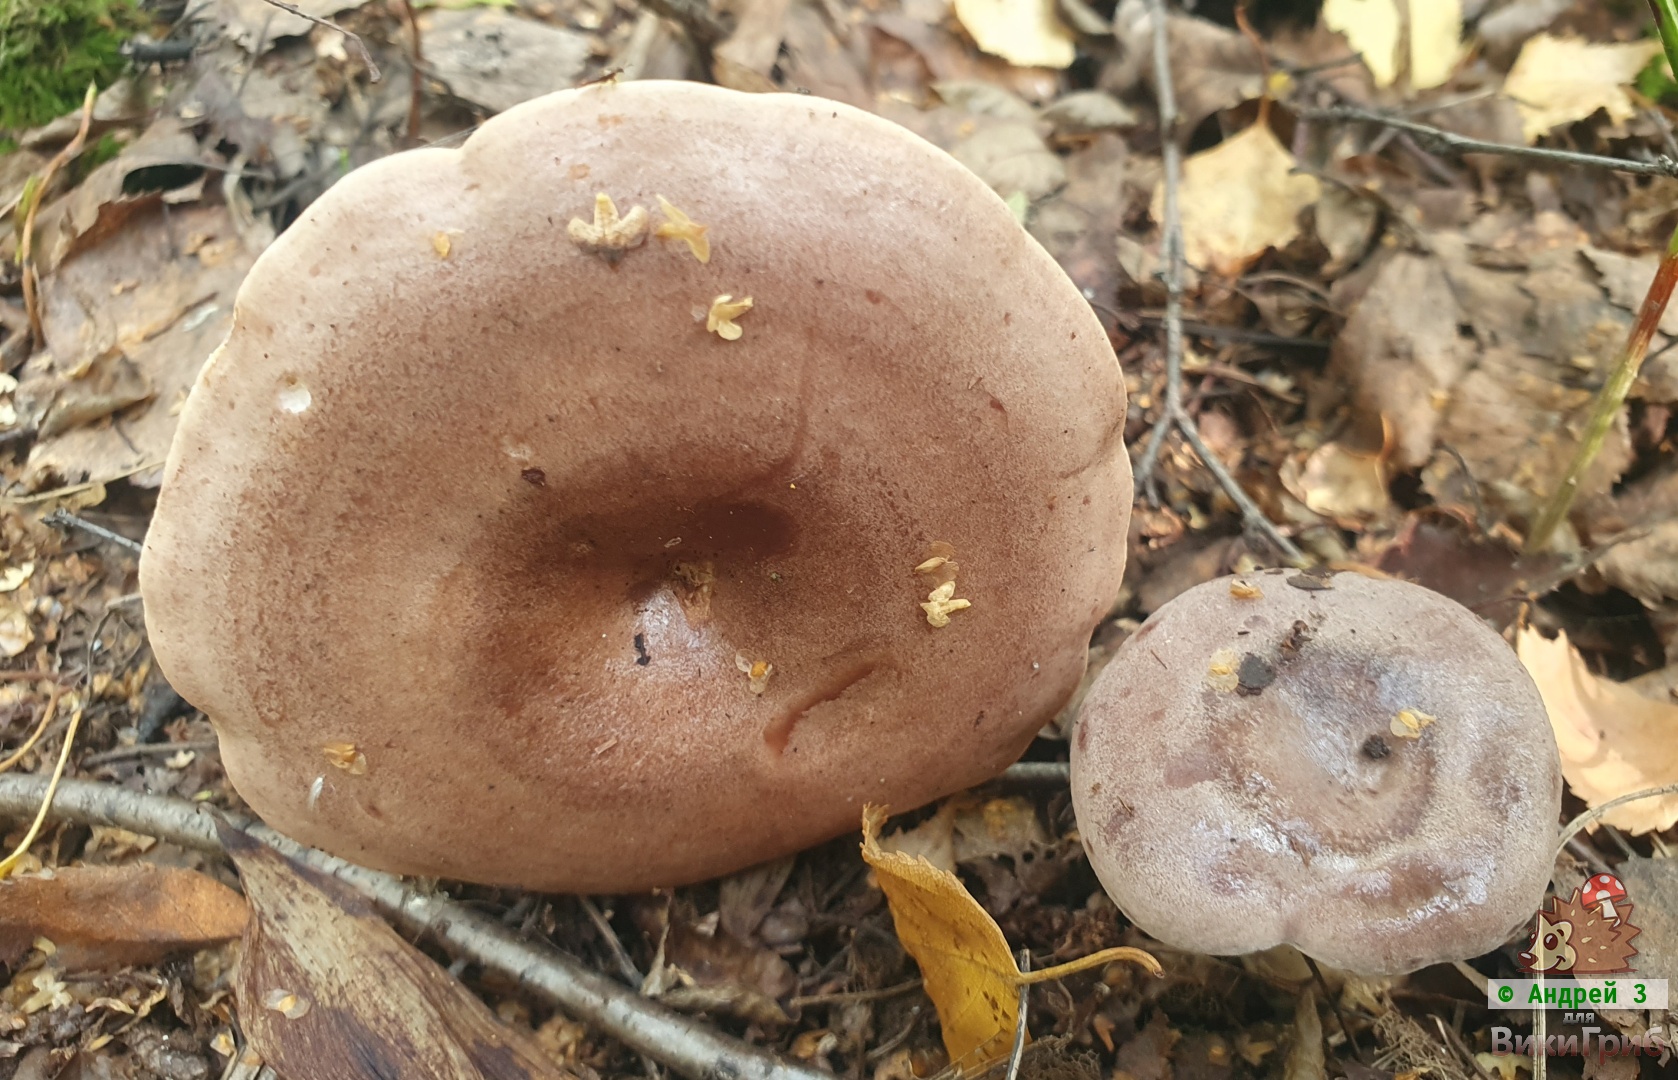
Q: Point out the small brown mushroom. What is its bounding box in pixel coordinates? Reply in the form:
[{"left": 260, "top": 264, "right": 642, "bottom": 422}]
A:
[
  {"left": 1070, "top": 571, "right": 1561, "bottom": 975},
  {"left": 140, "top": 81, "right": 1132, "bottom": 892}
]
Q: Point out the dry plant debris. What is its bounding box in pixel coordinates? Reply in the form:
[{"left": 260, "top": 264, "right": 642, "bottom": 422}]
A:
[
  {"left": 4, "top": 0, "right": 1678, "bottom": 1075},
  {"left": 1518, "top": 626, "right": 1678, "bottom": 833},
  {"left": 860, "top": 805, "right": 1160, "bottom": 1071}
]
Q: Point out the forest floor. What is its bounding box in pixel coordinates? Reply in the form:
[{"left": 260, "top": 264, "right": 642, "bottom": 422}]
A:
[{"left": 1, "top": 0, "right": 1677, "bottom": 1077}]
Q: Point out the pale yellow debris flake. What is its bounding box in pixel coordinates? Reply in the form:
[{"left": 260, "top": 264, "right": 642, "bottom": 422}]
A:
[
  {"left": 707, "top": 294, "right": 753, "bottom": 340},
  {"left": 431, "top": 231, "right": 452, "bottom": 258},
  {"left": 567, "top": 193, "right": 649, "bottom": 259},
  {"left": 1229, "top": 580, "right": 1262, "bottom": 600},
  {"left": 322, "top": 741, "right": 368, "bottom": 775},
  {"left": 921, "top": 581, "right": 971, "bottom": 628},
  {"left": 1207, "top": 648, "right": 1240, "bottom": 692},
  {"left": 915, "top": 556, "right": 949, "bottom": 574},
  {"left": 261, "top": 989, "right": 311, "bottom": 1020},
  {"left": 1389, "top": 708, "right": 1437, "bottom": 739},
  {"left": 655, "top": 196, "right": 711, "bottom": 263},
  {"left": 735, "top": 653, "right": 774, "bottom": 694}
]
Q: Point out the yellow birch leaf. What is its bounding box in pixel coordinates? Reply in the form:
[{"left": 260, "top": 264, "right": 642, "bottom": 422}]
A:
[
  {"left": 1408, "top": 0, "right": 1463, "bottom": 90},
  {"left": 1504, "top": 34, "right": 1662, "bottom": 144},
  {"left": 861, "top": 805, "right": 1161, "bottom": 1071},
  {"left": 1152, "top": 124, "right": 1321, "bottom": 277},
  {"left": 1322, "top": 0, "right": 1400, "bottom": 88},
  {"left": 1516, "top": 627, "right": 1678, "bottom": 834},
  {"left": 952, "top": 0, "right": 1075, "bottom": 69}
]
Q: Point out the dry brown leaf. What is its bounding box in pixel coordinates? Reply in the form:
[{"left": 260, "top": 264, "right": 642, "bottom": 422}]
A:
[
  {"left": 417, "top": 8, "right": 589, "bottom": 114},
  {"left": 1108, "top": 0, "right": 1263, "bottom": 133},
  {"left": 952, "top": 0, "right": 1075, "bottom": 69},
  {"left": 0, "top": 864, "right": 247, "bottom": 972},
  {"left": 1331, "top": 252, "right": 1472, "bottom": 470},
  {"left": 1279, "top": 441, "right": 1391, "bottom": 526},
  {"left": 19, "top": 202, "right": 259, "bottom": 489},
  {"left": 1154, "top": 124, "right": 1320, "bottom": 277},
  {"left": 950, "top": 121, "right": 1066, "bottom": 202},
  {"left": 223, "top": 825, "right": 574, "bottom": 1080},
  {"left": 714, "top": 0, "right": 793, "bottom": 91},
  {"left": 861, "top": 806, "right": 1160, "bottom": 1071},
  {"left": 1504, "top": 34, "right": 1662, "bottom": 143},
  {"left": 1516, "top": 627, "right": 1678, "bottom": 834},
  {"left": 1615, "top": 856, "right": 1678, "bottom": 982}
]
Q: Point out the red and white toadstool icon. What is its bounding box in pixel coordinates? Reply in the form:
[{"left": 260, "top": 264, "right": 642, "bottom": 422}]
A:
[{"left": 1582, "top": 873, "right": 1628, "bottom": 921}]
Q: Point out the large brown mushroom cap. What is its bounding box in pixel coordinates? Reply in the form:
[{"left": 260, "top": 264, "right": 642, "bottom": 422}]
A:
[
  {"left": 1071, "top": 571, "right": 1561, "bottom": 975},
  {"left": 141, "top": 81, "right": 1131, "bottom": 892}
]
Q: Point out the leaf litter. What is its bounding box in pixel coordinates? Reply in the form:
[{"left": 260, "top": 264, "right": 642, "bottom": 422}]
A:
[{"left": 3, "top": 0, "right": 1678, "bottom": 1075}]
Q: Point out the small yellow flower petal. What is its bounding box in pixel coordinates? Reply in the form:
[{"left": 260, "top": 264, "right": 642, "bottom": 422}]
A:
[
  {"left": 655, "top": 195, "right": 711, "bottom": 263},
  {"left": 706, "top": 294, "right": 753, "bottom": 340}
]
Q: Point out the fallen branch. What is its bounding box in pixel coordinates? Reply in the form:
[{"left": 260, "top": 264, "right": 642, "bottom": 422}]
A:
[
  {"left": 1129, "top": 0, "right": 1308, "bottom": 568},
  {"left": 1295, "top": 104, "right": 1678, "bottom": 179},
  {"left": 0, "top": 775, "right": 826, "bottom": 1080}
]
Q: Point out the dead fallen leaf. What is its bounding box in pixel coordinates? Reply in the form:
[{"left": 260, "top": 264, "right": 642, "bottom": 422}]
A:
[
  {"left": 1516, "top": 627, "right": 1678, "bottom": 834},
  {"left": 1039, "top": 91, "right": 1137, "bottom": 137},
  {"left": 718, "top": 856, "right": 796, "bottom": 942},
  {"left": 1408, "top": 0, "right": 1463, "bottom": 90},
  {"left": 950, "top": 121, "right": 1066, "bottom": 202},
  {"left": 1424, "top": 343, "right": 1631, "bottom": 521},
  {"left": 222, "top": 825, "right": 574, "bottom": 1080},
  {"left": 714, "top": 0, "right": 793, "bottom": 91},
  {"left": 19, "top": 201, "right": 260, "bottom": 489},
  {"left": 214, "top": 0, "right": 358, "bottom": 51},
  {"left": 1108, "top": 0, "right": 1263, "bottom": 133},
  {"left": 644, "top": 915, "right": 797, "bottom": 1025},
  {"left": 1279, "top": 440, "right": 1391, "bottom": 526},
  {"left": 861, "top": 805, "right": 1160, "bottom": 1071},
  {"left": 418, "top": 8, "right": 590, "bottom": 114},
  {"left": 0, "top": 864, "right": 246, "bottom": 973},
  {"left": 1503, "top": 34, "right": 1662, "bottom": 144},
  {"left": 1321, "top": 0, "right": 1401, "bottom": 87},
  {"left": 1614, "top": 856, "right": 1677, "bottom": 982},
  {"left": 952, "top": 0, "right": 1075, "bottom": 69},
  {"left": 1155, "top": 124, "right": 1320, "bottom": 277}
]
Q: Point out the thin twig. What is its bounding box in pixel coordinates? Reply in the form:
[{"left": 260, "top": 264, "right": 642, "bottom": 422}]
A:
[
  {"left": 81, "top": 739, "right": 220, "bottom": 767},
  {"left": 19, "top": 84, "right": 97, "bottom": 349},
  {"left": 1004, "top": 951, "right": 1030, "bottom": 1080},
  {"left": 1295, "top": 104, "right": 1678, "bottom": 179},
  {"left": 43, "top": 510, "right": 144, "bottom": 556},
  {"left": 256, "top": 0, "right": 381, "bottom": 81},
  {"left": 1132, "top": 0, "right": 1307, "bottom": 568},
  {"left": 578, "top": 895, "right": 644, "bottom": 984},
  {"left": 1555, "top": 783, "right": 1678, "bottom": 853},
  {"left": 789, "top": 978, "right": 923, "bottom": 1009},
  {"left": 997, "top": 762, "right": 1069, "bottom": 785},
  {"left": 1304, "top": 954, "right": 1363, "bottom": 1063},
  {"left": 0, "top": 776, "right": 825, "bottom": 1080}
]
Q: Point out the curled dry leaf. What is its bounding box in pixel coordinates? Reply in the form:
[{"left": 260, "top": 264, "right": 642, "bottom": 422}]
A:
[
  {"left": 861, "top": 806, "right": 1160, "bottom": 1071},
  {"left": 1503, "top": 34, "right": 1662, "bottom": 144},
  {"left": 1516, "top": 627, "right": 1678, "bottom": 834},
  {"left": 1154, "top": 124, "right": 1320, "bottom": 277},
  {"left": 221, "top": 824, "right": 574, "bottom": 1080},
  {"left": 0, "top": 864, "right": 247, "bottom": 973}
]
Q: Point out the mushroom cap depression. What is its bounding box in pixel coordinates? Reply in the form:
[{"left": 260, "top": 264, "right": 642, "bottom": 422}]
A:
[
  {"left": 141, "top": 81, "right": 1132, "bottom": 892},
  {"left": 1070, "top": 571, "right": 1561, "bottom": 975}
]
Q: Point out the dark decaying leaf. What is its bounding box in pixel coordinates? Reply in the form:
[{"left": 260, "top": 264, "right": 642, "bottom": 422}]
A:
[
  {"left": 0, "top": 863, "right": 247, "bottom": 972},
  {"left": 220, "top": 825, "right": 574, "bottom": 1080}
]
